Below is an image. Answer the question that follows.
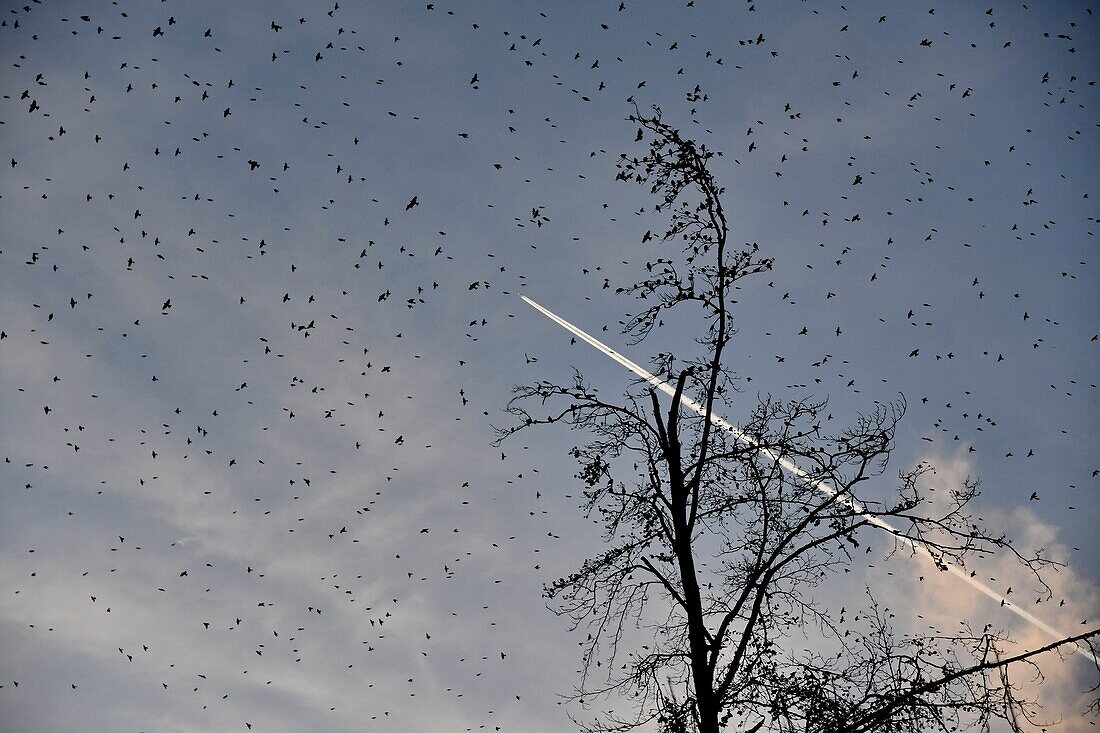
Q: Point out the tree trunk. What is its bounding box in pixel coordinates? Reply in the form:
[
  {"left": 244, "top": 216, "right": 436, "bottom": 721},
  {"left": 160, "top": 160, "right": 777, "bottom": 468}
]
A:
[
  {"left": 664, "top": 371, "right": 720, "bottom": 733},
  {"left": 671, "top": 477, "right": 718, "bottom": 733},
  {"left": 678, "top": 534, "right": 719, "bottom": 733}
]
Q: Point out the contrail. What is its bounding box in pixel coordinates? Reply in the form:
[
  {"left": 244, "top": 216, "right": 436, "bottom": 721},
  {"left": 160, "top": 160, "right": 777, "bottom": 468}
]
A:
[{"left": 520, "top": 294, "right": 1098, "bottom": 666}]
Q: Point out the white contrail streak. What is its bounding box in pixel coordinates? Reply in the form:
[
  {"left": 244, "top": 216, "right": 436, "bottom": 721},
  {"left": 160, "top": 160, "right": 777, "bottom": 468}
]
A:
[{"left": 520, "top": 294, "right": 1097, "bottom": 666}]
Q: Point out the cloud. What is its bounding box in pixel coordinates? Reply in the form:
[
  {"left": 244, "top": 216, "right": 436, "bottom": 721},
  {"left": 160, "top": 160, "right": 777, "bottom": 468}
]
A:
[{"left": 880, "top": 452, "right": 1099, "bottom": 731}]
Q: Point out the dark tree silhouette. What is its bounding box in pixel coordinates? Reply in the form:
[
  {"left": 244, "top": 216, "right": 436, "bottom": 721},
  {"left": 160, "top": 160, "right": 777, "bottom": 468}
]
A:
[{"left": 498, "top": 104, "right": 1099, "bottom": 733}]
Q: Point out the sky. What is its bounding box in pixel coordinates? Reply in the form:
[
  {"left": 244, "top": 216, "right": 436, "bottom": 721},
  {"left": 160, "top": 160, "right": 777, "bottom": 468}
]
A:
[{"left": 0, "top": 1, "right": 1097, "bottom": 731}]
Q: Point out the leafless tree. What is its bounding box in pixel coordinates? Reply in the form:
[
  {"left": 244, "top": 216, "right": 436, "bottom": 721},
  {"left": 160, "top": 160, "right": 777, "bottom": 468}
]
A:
[{"left": 498, "top": 104, "right": 1099, "bottom": 733}]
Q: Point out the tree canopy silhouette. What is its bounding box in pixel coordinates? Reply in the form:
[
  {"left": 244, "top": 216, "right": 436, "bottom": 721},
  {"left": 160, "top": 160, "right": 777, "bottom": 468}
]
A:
[{"left": 498, "top": 104, "right": 1099, "bottom": 733}]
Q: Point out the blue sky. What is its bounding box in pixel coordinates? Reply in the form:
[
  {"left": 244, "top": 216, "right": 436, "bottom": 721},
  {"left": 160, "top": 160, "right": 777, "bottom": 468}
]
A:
[{"left": 1, "top": 1, "right": 1097, "bottom": 731}]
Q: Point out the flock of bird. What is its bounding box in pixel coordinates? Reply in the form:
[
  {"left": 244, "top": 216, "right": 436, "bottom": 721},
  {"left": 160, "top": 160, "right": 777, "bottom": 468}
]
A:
[{"left": 0, "top": 1, "right": 1096, "bottom": 731}]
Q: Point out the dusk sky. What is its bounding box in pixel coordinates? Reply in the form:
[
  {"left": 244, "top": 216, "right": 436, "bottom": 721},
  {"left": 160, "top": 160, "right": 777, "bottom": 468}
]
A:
[{"left": 1, "top": 2, "right": 1097, "bottom": 731}]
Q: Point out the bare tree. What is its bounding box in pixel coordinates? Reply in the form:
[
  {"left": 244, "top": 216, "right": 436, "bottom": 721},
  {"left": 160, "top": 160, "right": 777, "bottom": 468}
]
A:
[{"left": 498, "top": 104, "right": 1099, "bottom": 733}]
